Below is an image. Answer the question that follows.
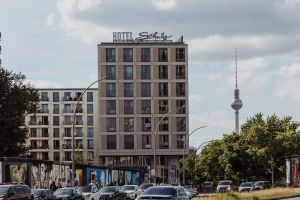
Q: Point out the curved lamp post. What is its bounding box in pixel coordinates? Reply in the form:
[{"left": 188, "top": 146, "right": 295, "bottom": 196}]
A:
[
  {"left": 72, "top": 76, "right": 107, "bottom": 185},
  {"left": 153, "top": 105, "right": 185, "bottom": 185},
  {"left": 182, "top": 126, "right": 207, "bottom": 185}
]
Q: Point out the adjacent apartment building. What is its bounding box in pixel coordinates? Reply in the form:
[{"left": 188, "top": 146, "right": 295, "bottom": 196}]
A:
[
  {"left": 97, "top": 32, "right": 189, "bottom": 183},
  {"left": 25, "top": 89, "right": 98, "bottom": 165}
]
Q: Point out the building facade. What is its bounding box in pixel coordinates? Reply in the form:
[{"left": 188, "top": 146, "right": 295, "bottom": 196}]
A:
[
  {"left": 25, "top": 89, "right": 98, "bottom": 165},
  {"left": 97, "top": 33, "right": 189, "bottom": 183}
]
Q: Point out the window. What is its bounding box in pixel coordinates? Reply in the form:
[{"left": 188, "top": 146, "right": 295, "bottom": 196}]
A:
[
  {"left": 123, "top": 48, "right": 133, "bottom": 62},
  {"left": 75, "top": 92, "right": 82, "bottom": 101},
  {"left": 53, "top": 116, "right": 60, "bottom": 126},
  {"left": 87, "top": 116, "right": 94, "bottom": 126},
  {"left": 177, "top": 117, "right": 186, "bottom": 131},
  {"left": 159, "top": 117, "right": 168, "bottom": 131},
  {"left": 30, "top": 128, "right": 37, "bottom": 137},
  {"left": 107, "top": 118, "right": 116, "bottom": 132},
  {"left": 53, "top": 104, "right": 59, "bottom": 114},
  {"left": 87, "top": 128, "right": 94, "bottom": 137},
  {"left": 124, "top": 135, "right": 134, "bottom": 149},
  {"left": 31, "top": 140, "right": 37, "bottom": 149},
  {"left": 42, "top": 152, "right": 49, "bottom": 160},
  {"left": 76, "top": 127, "right": 83, "bottom": 137},
  {"left": 176, "top": 83, "right": 185, "bottom": 96},
  {"left": 41, "top": 92, "right": 48, "bottom": 101},
  {"left": 53, "top": 128, "right": 60, "bottom": 138},
  {"left": 159, "top": 83, "right": 168, "bottom": 97},
  {"left": 158, "top": 48, "right": 168, "bottom": 62},
  {"left": 159, "top": 135, "right": 169, "bottom": 149},
  {"left": 65, "top": 152, "right": 72, "bottom": 161},
  {"left": 64, "top": 128, "right": 71, "bottom": 137},
  {"left": 106, "top": 48, "right": 116, "bottom": 62},
  {"left": 141, "top": 65, "right": 151, "bottom": 79},
  {"left": 88, "top": 152, "right": 94, "bottom": 161},
  {"left": 176, "top": 48, "right": 185, "bottom": 62},
  {"left": 53, "top": 92, "right": 59, "bottom": 102},
  {"left": 42, "top": 140, "right": 48, "bottom": 149},
  {"left": 123, "top": 65, "right": 133, "bottom": 79},
  {"left": 141, "top": 83, "right": 151, "bottom": 97},
  {"left": 177, "top": 135, "right": 185, "bottom": 149},
  {"left": 107, "top": 135, "right": 116, "bottom": 149},
  {"left": 88, "top": 140, "right": 94, "bottom": 149},
  {"left": 53, "top": 140, "right": 60, "bottom": 150},
  {"left": 64, "top": 116, "right": 72, "bottom": 125},
  {"left": 142, "top": 135, "right": 151, "bottom": 149},
  {"left": 87, "top": 104, "right": 93, "bottom": 114},
  {"left": 106, "top": 83, "right": 116, "bottom": 97},
  {"left": 142, "top": 118, "right": 151, "bottom": 132},
  {"left": 76, "top": 116, "right": 83, "bottom": 125},
  {"left": 141, "top": 48, "right": 151, "bottom": 62},
  {"left": 176, "top": 100, "right": 186, "bottom": 114},
  {"left": 176, "top": 65, "right": 185, "bottom": 79},
  {"left": 41, "top": 116, "right": 48, "bottom": 125},
  {"left": 106, "top": 65, "right": 116, "bottom": 80},
  {"left": 159, "top": 65, "right": 168, "bottom": 79},
  {"left": 124, "top": 83, "right": 134, "bottom": 97},
  {"left": 41, "top": 104, "right": 48, "bottom": 113},
  {"left": 106, "top": 100, "right": 116, "bottom": 114},
  {"left": 85, "top": 92, "right": 93, "bottom": 103},
  {"left": 76, "top": 140, "right": 83, "bottom": 149},
  {"left": 159, "top": 100, "right": 168, "bottom": 114},
  {"left": 124, "top": 100, "right": 134, "bottom": 114},
  {"left": 141, "top": 100, "right": 151, "bottom": 114},
  {"left": 42, "top": 128, "right": 49, "bottom": 137},
  {"left": 124, "top": 118, "right": 134, "bottom": 132},
  {"left": 64, "top": 92, "right": 72, "bottom": 101},
  {"left": 54, "top": 152, "right": 60, "bottom": 161},
  {"left": 63, "top": 104, "right": 72, "bottom": 113}
]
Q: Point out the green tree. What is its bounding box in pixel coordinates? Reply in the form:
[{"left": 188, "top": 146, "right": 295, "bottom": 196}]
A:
[
  {"left": 74, "top": 148, "right": 84, "bottom": 164},
  {"left": 0, "top": 67, "right": 39, "bottom": 157}
]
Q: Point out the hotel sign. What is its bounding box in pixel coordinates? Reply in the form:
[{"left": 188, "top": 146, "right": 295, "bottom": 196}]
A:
[{"left": 113, "top": 32, "right": 172, "bottom": 42}]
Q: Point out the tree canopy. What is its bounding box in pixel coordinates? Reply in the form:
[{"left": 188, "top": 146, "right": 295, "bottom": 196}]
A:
[{"left": 0, "top": 67, "right": 39, "bottom": 157}]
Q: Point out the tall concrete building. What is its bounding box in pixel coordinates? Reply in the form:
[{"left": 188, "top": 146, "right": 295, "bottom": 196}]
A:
[
  {"left": 25, "top": 88, "right": 98, "bottom": 165},
  {"left": 97, "top": 32, "right": 189, "bottom": 183}
]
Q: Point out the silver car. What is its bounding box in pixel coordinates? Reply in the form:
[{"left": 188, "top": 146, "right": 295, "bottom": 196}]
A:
[{"left": 136, "top": 186, "right": 189, "bottom": 200}]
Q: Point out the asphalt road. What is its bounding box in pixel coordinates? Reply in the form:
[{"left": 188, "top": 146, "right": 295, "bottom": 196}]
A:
[{"left": 281, "top": 198, "right": 300, "bottom": 200}]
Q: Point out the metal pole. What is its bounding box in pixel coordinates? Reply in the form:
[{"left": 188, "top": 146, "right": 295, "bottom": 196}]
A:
[
  {"left": 72, "top": 76, "right": 107, "bottom": 186},
  {"left": 153, "top": 105, "right": 185, "bottom": 185}
]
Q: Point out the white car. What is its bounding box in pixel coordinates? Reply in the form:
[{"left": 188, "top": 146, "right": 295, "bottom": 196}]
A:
[
  {"left": 122, "top": 185, "right": 138, "bottom": 200},
  {"left": 81, "top": 185, "right": 99, "bottom": 200}
]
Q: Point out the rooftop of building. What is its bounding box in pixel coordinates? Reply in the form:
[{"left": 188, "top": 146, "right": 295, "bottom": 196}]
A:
[{"left": 37, "top": 88, "right": 98, "bottom": 91}]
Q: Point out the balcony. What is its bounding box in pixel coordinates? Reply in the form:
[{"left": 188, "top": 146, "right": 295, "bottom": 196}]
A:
[
  {"left": 63, "top": 121, "right": 73, "bottom": 125},
  {"left": 37, "top": 109, "right": 49, "bottom": 113},
  {"left": 62, "top": 144, "right": 72, "bottom": 149},
  {"left": 30, "top": 145, "right": 49, "bottom": 149},
  {"left": 63, "top": 109, "right": 73, "bottom": 113},
  {"left": 40, "top": 97, "right": 49, "bottom": 102},
  {"left": 64, "top": 133, "right": 72, "bottom": 137},
  {"left": 75, "top": 120, "right": 83, "bottom": 125}
]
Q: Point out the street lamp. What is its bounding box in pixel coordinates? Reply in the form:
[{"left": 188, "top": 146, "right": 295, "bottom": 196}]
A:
[
  {"left": 153, "top": 105, "right": 185, "bottom": 185},
  {"left": 72, "top": 76, "right": 107, "bottom": 186},
  {"left": 182, "top": 126, "right": 207, "bottom": 185}
]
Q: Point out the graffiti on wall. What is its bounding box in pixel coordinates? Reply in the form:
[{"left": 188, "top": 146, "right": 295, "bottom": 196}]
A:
[
  {"left": 4, "top": 163, "right": 30, "bottom": 185},
  {"left": 85, "top": 167, "right": 107, "bottom": 187}
]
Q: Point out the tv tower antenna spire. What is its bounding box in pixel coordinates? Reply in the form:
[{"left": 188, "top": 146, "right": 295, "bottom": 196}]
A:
[{"left": 231, "top": 48, "right": 243, "bottom": 134}]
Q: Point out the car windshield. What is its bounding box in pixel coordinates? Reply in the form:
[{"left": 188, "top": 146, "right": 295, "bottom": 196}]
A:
[
  {"left": 100, "top": 187, "right": 116, "bottom": 193},
  {"left": 141, "top": 184, "right": 154, "bottom": 190},
  {"left": 32, "top": 190, "right": 43, "bottom": 196},
  {"left": 54, "top": 188, "right": 72, "bottom": 196},
  {"left": 241, "top": 183, "right": 252, "bottom": 187},
  {"left": 254, "top": 182, "right": 264, "bottom": 186},
  {"left": 81, "top": 186, "right": 92, "bottom": 193},
  {"left": 0, "top": 187, "right": 9, "bottom": 195},
  {"left": 218, "top": 181, "right": 232, "bottom": 186},
  {"left": 143, "top": 187, "right": 176, "bottom": 197},
  {"left": 123, "top": 186, "right": 135, "bottom": 190}
]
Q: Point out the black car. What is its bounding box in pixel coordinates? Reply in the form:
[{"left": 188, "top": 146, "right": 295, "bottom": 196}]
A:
[
  {"left": 54, "top": 188, "right": 84, "bottom": 200},
  {"left": 254, "top": 181, "right": 271, "bottom": 190},
  {"left": 32, "top": 189, "right": 56, "bottom": 200},
  {"left": 136, "top": 186, "right": 189, "bottom": 200},
  {"left": 99, "top": 186, "right": 126, "bottom": 200}
]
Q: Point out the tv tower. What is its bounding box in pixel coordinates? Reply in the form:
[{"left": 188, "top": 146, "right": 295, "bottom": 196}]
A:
[{"left": 231, "top": 48, "right": 243, "bottom": 134}]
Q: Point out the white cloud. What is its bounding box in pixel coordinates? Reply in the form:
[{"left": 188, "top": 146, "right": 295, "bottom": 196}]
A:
[
  {"left": 151, "top": 0, "right": 177, "bottom": 10},
  {"left": 27, "top": 79, "right": 65, "bottom": 88},
  {"left": 189, "top": 94, "right": 203, "bottom": 104},
  {"left": 46, "top": 13, "right": 56, "bottom": 26}
]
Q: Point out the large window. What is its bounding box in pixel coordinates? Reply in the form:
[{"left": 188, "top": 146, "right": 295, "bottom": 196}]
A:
[
  {"left": 106, "top": 100, "right": 116, "bottom": 114},
  {"left": 177, "top": 135, "right": 185, "bottom": 149},
  {"left": 177, "top": 117, "right": 186, "bottom": 131},
  {"left": 159, "top": 83, "right": 168, "bottom": 97},
  {"left": 159, "top": 117, "right": 168, "bottom": 131},
  {"left": 159, "top": 65, "right": 168, "bottom": 79},
  {"left": 176, "top": 83, "right": 185, "bottom": 96},
  {"left": 124, "top": 100, "right": 134, "bottom": 114},
  {"left": 53, "top": 116, "right": 60, "bottom": 126},
  {"left": 106, "top": 83, "right": 116, "bottom": 97},
  {"left": 53, "top": 92, "right": 59, "bottom": 102},
  {"left": 124, "top": 83, "right": 134, "bottom": 97},
  {"left": 64, "top": 128, "right": 71, "bottom": 137},
  {"left": 87, "top": 92, "right": 93, "bottom": 102},
  {"left": 142, "top": 135, "right": 151, "bottom": 149},
  {"left": 141, "top": 100, "right": 151, "bottom": 114},
  {"left": 87, "top": 104, "right": 93, "bottom": 114},
  {"left": 159, "top": 100, "right": 168, "bottom": 114},
  {"left": 53, "top": 128, "right": 60, "bottom": 138},
  {"left": 142, "top": 118, "right": 151, "bottom": 132},
  {"left": 107, "top": 118, "right": 116, "bottom": 132},
  {"left": 158, "top": 48, "right": 168, "bottom": 62},
  {"left": 176, "top": 48, "right": 185, "bottom": 62},
  {"left": 63, "top": 92, "right": 72, "bottom": 101},
  {"left": 88, "top": 140, "right": 94, "bottom": 149},
  {"left": 106, "top": 65, "right": 116, "bottom": 80},
  {"left": 87, "top": 116, "right": 94, "bottom": 126},
  {"left": 53, "top": 104, "right": 59, "bottom": 114},
  {"left": 123, "top": 48, "right": 133, "bottom": 62},
  {"left": 124, "top": 118, "right": 134, "bottom": 132},
  {"left": 87, "top": 128, "right": 94, "bottom": 137},
  {"left": 141, "top": 65, "right": 151, "bottom": 79},
  {"left": 41, "top": 92, "right": 48, "bottom": 101},
  {"left": 106, "top": 48, "right": 116, "bottom": 62},
  {"left": 107, "top": 135, "right": 116, "bottom": 149},
  {"left": 141, "top": 48, "right": 151, "bottom": 62},
  {"left": 176, "top": 100, "right": 186, "bottom": 114},
  {"left": 176, "top": 65, "right": 185, "bottom": 79},
  {"left": 124, "top": 135, "right": 134, "bottom": 149},
  {"left": 159, "top": 135, "right": 169, "bottom": 149},
  {"left": 123, "top": 65, "right": 133, "bottom": 80},
  {"left": 141, "top": 83, "right": 151, "bottom": 97},
  {"left": 76, "top": 127, "right": 83, "bottom": 137}
]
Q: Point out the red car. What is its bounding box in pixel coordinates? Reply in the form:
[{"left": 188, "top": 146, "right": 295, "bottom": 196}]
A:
[{"left": 0, "top": 184, "right": 34, "bottom": 200}]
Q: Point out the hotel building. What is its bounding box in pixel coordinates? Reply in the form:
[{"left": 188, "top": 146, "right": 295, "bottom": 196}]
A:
[{"left": 97, "top": 33, "right": 189, "bottom": 183}]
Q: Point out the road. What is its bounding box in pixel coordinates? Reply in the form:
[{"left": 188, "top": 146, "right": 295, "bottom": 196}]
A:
[{"left": 282, "top": 198, "right": 300, "bottom": 200}]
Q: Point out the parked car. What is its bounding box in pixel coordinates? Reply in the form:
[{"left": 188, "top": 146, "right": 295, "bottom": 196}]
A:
[
  {"left": 183, "top": 188, "right": 192, "bottom": 199},
  {"left": 54, "top": 187, "right": 84, "bottom": 200},
  {"left": 201, "top": 182, "right": 213, "bottom": 193},
  {"left": 216, "top": 180, "right": 234, "bottom": 192},
  {"left": 254, "top": 181, "right": 271, "bottom": 190},
  {"left": 0, "top": 184, "right": 34, "bottom": 200},
  {"left": 80, "top": 186, "right": 99, "bottom": 200},
  {"left": 122, "top": 185, "right": 138, "bottom": 200},
  {"left": 238, "top": 182, "right": 255, "bottom": 192},
  {"left": 136, "top": 186, "right": 189, "bottom": 200},
  {"left": 32, "top": 189, "right": 56, "bottom": 200},
  {"left": 99, "top": 186, "right": 126, "bottom": 200},
  {"left": 136, "top": 183, "right": 154, "bottom": 196}
]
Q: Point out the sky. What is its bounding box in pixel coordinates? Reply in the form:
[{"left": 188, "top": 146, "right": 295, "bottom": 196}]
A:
[{"left": 1, "top": 0, "right": 300, "bottom": 148}]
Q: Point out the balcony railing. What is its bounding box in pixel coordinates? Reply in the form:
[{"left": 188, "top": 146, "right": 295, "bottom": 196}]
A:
[
  {"left": 64, "top": 133, "right": 72, "bottom": 137},
  {"left": 63, "top": 121, "right": 73, "bottom": 125},
  {"left": 62, "top": 144, "right": 72, "bottom": 149},
  {"left": 37, "top": 109, "right": 49, "bottom": 113},
  {"left": 30, "top": 145, "right": 49, "bottom": 149},
  {"left": 40, "top": 97, "right": 49, "bottom": 101}
]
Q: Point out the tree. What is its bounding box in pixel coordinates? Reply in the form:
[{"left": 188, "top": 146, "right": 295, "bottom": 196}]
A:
[
  {"left": 74, "top": 148, "right": 84, "bottom": 164},
  {"left": 0, "top": 67, "right": 39, "bottom": 157}
]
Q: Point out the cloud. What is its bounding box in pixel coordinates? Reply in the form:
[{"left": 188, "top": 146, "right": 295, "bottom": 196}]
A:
[
  {"left": 46, "top": 13, "right": 56, "bottom": 26},
  {"left": 151, "top": 0, "right": 177, "bottom": 10},
  {"left": 189, "top": 94, "right": 203, "bottom": 104},
  {"left": 27, "top": 79, "right": 65, "bottom": 88}
]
